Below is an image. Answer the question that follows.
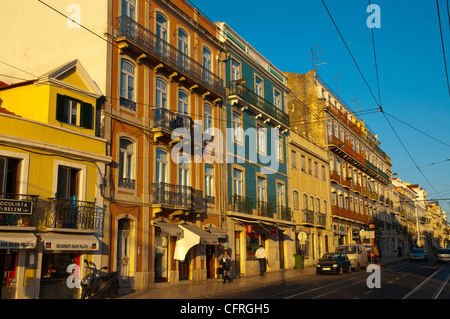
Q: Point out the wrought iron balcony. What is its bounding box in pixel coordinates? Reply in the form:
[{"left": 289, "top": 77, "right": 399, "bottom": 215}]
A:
[
  {"left": 0, "top": 193, "right": 38, "bottom": 228},
  {"left": 257, "top": 200, "right": 274, "bottom": 218},
  {"left": 116, "top": 16, "right": 225, "bottom": 97},
  {"left": 316, "top": 213, "right": 327, "bottom": 227},
  {"left": 46, "top": 198, "right": 96, "bottom": 231},
  {"left": 118, "top": 177, "right": 136, "bottom": 190},
  {"left": 232, "top": 194, "right": 253, "bottom": 215},
  {"left": 302, "top": 209, "right": 315, "bottom": 225},
  {"left": 277, "top": 205, "right": 292, "bottom": 221},
  {"left": 151, "top": 182, "right": 203, "bottom": 211},
  {"left": 227, "top": 81, "right": 290, "bottom": 130},
  {"left": 152, "top": 107, "right": 193, "bottom": 134}
]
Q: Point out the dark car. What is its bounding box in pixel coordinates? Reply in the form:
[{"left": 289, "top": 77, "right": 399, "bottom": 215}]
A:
[
  {"left": 409, "top": 248, "right": 428, "bottom": 262},
  {"left": 316, "top": 253, "right": 351, "bottom": 275},
  {"left": 437, "top": 248, "right": 450, "bottom": 263}
]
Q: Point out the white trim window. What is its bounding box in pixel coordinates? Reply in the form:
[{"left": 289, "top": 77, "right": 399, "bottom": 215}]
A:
[
  {"left": 178, "top": 89, "right": 189, "bottom": 115},
  {"left": 155, "top": 149, "right": 168, "bottom": 183},
  {"left": 204, "top": 103, "right": 213, "bottom": 133},
  {"left": 257, "top": 124, "right": 266, "bottom": 154},
  {"left": 121, "top": 0, "right": 136, "bottom": 19},
  {"left": 119, "top": 137, "right": 135, "bottom": 189},
  {"left": 231, "top": 59, "right": 240, "bottom": 81},
  {"left": 205, "top": 164, "right": 214, "bottom": 199},
  {"left": 156, "top": 78, "right": 168, "bottom": 108},
  {"left": 232, "top": 111, "right": 242, "bottom": 143},
  {"left": 233, "top": 168, "right": 243, "bottom": 196},
  {"left": 120, "top": 60, "right": 135, "bottom": 109},
  {"left": 274, "top": 89, "right": 281, "bottom": 110}
]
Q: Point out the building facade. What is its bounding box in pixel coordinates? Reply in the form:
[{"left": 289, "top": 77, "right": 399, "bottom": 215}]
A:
[
  {"left": 0, "top": 61, "right": 109, "bottom": 299},
  {"left": 284, "top": 70, "right": 393, "bottom": 256},
  {"left": 217, "top": 22, "right": 294, "bottom": 276}
]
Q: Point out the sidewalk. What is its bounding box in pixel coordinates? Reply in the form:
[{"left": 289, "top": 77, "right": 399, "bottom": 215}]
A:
[{"left": 117, "top": 255, "right": 407, "bottom": 299}]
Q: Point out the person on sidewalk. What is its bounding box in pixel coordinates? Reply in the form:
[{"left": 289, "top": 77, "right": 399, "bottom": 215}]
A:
[
  {"left": 373, "top": 244, "right": 379, "bottom": 264},
  {"left": 255, "top": 245, "right": 268, "bottom": 276},
  {"left": 219, "top": 249, "right": 232, "bottom": 284}
]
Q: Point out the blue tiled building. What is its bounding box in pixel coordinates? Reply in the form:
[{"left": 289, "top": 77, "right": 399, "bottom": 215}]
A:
[{"left": 217, "top": 22, "right": 295, "bottom": 275}]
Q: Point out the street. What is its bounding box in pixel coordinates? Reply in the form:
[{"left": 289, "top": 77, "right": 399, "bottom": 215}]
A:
[{"left": 207, "top": 258, "right": 450, "bottom": 299}]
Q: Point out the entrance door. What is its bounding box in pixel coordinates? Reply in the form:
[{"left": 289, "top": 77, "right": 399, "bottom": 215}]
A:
[
  {"left": 278, "top": 230, "right": 285, "bottom": 269},
  {"left": 117, "top": 219, "right": 131, "bottom": 287},
  {"left": 0, "top": 251, "right": 17, "bottom": 299},
  {"left": 179, "top": 250, "right": 190, "bottom": 281},
  {"left": 206, "top": 245, "right": 215, "bottom": 279}
]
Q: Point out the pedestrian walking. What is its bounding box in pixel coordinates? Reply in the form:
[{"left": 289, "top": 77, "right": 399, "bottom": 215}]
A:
[
  {"left": 255, "top": 245, "right": 268, "bottom": 276},
  {"left": 219, "top": 250, "right": 232, "bottom": 283},
  {"left": 373, "top": 244, "right": 379, "bottom": 264}
]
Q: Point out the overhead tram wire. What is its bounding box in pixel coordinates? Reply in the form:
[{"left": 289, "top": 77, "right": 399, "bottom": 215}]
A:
[
  {"left": 436, "top": 0, "right": 450, "bottom": 98},
  {"left": 322, "top": 0, "right": 448, "bottom": 204}
]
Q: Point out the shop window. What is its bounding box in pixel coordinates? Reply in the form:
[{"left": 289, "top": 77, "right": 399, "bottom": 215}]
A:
[
  {"left": 40, "top": 252, "right": 79, "bottom": 299},
  {"left": 246, "top": 233, "right": 265, "bottom": 261}
]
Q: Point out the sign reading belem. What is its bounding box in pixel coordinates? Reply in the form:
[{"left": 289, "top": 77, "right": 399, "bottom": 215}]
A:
[{"left": 0, "top": 199, "right": 33, "bottom": 215}]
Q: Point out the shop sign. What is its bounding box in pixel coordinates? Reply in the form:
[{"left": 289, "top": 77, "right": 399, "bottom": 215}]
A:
[
  {"left": 246, "top": 225, "right": 252, "bottom": 234},
  {"left": 0, "top": 239, "right": 36, "bottom": 249},
  {"left": 0, "top": 199, "right": 33, "bottom": 215},
  {"left": 45, "top": 242, "right": 97, "bottom": 251}
]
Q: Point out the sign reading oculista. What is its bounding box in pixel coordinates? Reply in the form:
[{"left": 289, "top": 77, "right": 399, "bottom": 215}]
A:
[{"left": 0, "top": 199, "right": 33, "bottom": 214}]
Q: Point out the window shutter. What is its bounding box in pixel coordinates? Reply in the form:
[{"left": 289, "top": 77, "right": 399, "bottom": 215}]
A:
[
  {"left": 56, "top": 94, "right": 67, "bottom": 122},
  {"left": 80, "top": 102, "right": 94, "bottom": 129}
]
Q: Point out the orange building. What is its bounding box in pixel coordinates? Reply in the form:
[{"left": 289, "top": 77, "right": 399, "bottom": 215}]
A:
[{"left": 108, "top": 0, "right": 226, "bottom": 289}]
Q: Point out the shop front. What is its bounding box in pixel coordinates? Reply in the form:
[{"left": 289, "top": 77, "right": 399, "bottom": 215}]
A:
[
  {"left": 38, "top": 233, "right": 98, "bottom": 299},
  {"left": 0, "top": 232, "right": 37, "bottom": 299}
]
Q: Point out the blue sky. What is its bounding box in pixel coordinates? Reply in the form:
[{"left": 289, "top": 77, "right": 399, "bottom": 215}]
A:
[{"left": 191, "top": 0, "right": 450, "bottom": 218}]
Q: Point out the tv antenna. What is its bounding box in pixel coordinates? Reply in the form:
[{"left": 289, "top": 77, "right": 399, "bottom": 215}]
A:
[{"left": 309, "top": 45, "right": 328, "bottom": 71}]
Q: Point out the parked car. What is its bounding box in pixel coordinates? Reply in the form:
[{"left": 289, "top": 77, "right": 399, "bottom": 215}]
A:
[
  {"left": 409, "top": 248, "right": 428, "bottom": 262},
  {"left": 316, "top": 253, "right": 351, "bottom": 275},
  {"left": 335, "top": 244, "right": 369, "bottom": 270},
  {"left": 437, "top": 248, "right": 450, "bottom": 263}
]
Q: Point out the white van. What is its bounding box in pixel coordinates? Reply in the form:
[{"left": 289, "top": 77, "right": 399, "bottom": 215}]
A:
[{"left": 335, "top": 244, "right": 369, "bottom": 270}]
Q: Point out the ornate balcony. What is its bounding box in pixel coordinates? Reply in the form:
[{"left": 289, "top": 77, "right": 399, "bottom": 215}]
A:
[
  {"left": 232, "top": 195, "right": 253, "bottom": 215},
  {"left": 152, "top": 107, "right": 193, "bottom": 142},
  {"left": 227, "top": 81, "right": 289, "bottom": 131},
  {"left": 302, "top": 209, "right": 315, "bottom": 226},
  {"left": 116, "top": 16, "right": 225, "bottom": 100},
  {"left": 151, "top": 182, "right": 203, "bottom": 213},
  {"left": 277, "top": 205, "right": 292, "bottom": 221},
  {"left": 46, "top": 198, "right": 97, "bottom": 231},
  {"left": 257, "top": 200, "right": 274, "bottom": 218}
]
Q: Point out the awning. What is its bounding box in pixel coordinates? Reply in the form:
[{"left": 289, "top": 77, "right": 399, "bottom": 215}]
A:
[
  {"left": 0, "top": 232, "right": 36, "bottom": 249},
  {"left": 203, "top": 223, "right": 227, "bottom": 239},
  {"left": 153, "top": 220, "right": 182, "bottom": 237},
  {"left": 40, "top": 233, "right": 98, "bottom": 251},
  {"left": 174, "top": 223, "right": 219, "bottom": 261}
]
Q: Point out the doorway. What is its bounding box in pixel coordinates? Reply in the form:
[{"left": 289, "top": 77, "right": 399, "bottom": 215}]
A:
[
  {"left": 206, "top": 245, "right": 215, "bottom": 279},
  {"left": 278, "top": 230, "right": 285, "bottom": 269},
  {"left": 117, "top": 218, "right": 132, "bottom": 288}
]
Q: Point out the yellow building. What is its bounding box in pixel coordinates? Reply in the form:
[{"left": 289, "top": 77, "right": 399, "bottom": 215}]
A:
[
  {"left": 287, "top": 129, "right": 333, "bottom": 266},
  {"left": 0, "top": 60, "right": 110, "bottom": 299}
]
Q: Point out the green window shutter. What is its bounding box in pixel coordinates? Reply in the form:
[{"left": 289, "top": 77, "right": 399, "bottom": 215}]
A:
[
  {"left": 80, "top": 102, "right": 94, "bottom": 129},
  {"left": 56, "top": 94, "right": 67, "bottom": 122}
]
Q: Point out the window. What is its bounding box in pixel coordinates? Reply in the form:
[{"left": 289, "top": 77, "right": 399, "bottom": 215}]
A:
[
  {"left": 322, "top": 165, "right": 326, "bottom": 181},
  {"left": 257, "top": 124, "right": 266, "bottom": 154},
  {"left": 120, "top": 60, "right": 136, "bottom": 111},
  {"left": 255, "top": 76, "right": 263, "bottom": 97},
  {"left": 0, "top": 156, "right": 21, "bottom": 194},
  {"left": 178, "top": 90, "right": 189, "bottom": 114},
  {"left": 301, "top": 155, "right": 306, "bottom": 172},
  {"left": 119, "top": 137, "right": 135, "bottom": 189},
  {"left": 178, "top": 156, "right": 190, "bottom": 187},
  {"left": 293, "top": 191, "right": 299, "bottom": 210},
  {"left": 276, "top": 182, "right": 285, "bottom": 207},
  {"left": 205, "top": 164, "right": 214, "bottom": 199},
  {"left": 276, "top": 134, "right": 283, "bottom": 162},
  {"left": 257, "top": 176, "right": 266, "bottom": 202},
  {"left": 204, "top": 104, "right": 213, "bottom": 133},
  {"left": 121, "top": 0, "right": 136, "bottom": 18},
  {"left": 155, "top": 13, "right": 168, "bottom": 56},
  {"left": 155, "top": 149, "right": 168, "bottom": 183},
  {"left": 56, "top": 166, "right": 80, "bottom": 199},
  {"left": 316, "top": 198, "right": 321, "bottom": 213},
  {"left": 291, "top": 150, "right": 297, "bottom": 169},
  {"left": 303, "top": 194, "right": 308, "bottom": 210},
  {"left": 274, "top": 89, "right": 281, "bottom": 109},
  {"left": 56, "top": 94, "right": 94, "bottom": 129},
  {"left": 178, "top": 29, "right": 189, "bottom": 69},
  {"left": 232, "top": 111, "right": 242, "bottom": 143},
  {"left": 156, "top": 78, "right": 168, "bottom": 108},
  {"left": 231, "top": 59, "right": 241, "bottom": 81},
  {"left": 233, "top": 168, "right": 243, "bottom": 196}
]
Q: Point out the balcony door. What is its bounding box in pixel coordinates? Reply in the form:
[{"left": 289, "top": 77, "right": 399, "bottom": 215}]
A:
[
  {"left": 56, "top": 166, "right": 79, "bottom": 200},
  {"left": 178, "top": 156, "right": 190, "bottom": 207},
  {"left": 177, "top": 29, "right": 189, "bottom": 70},
  {"left": 155, "top": 13, "right": 168, "bottom": 57}
]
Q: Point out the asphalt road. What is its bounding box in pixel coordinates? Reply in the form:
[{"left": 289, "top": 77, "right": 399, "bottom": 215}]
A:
[{"left": 208, "top": 257, "right": 450, "bottom": 299}]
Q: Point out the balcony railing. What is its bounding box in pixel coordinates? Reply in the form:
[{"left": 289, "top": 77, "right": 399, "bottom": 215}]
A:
[
  {"left": 151, "top": 182, "right": 203, "bottom": 211},
  {"left": 257, "top": 200, "right": 274, "bottom": 218},
  {"left": 119, "top": 177, "right": 136, "bottom": 190},
  {"left": 228, "top": 81, "right": 290, "bottom": 127},
  {"left": 277, "top": 205, "right": 292, "bottom": 221},
  {"left": 152, "top": 107, "right": 193, "bottom": 133},
  {"left": 232, "top": 195, "right": 252, "bottom": 215},
  {"left": 302, "top": 209, "right": 315, "bottom": 225},
  {"left": 316, "top": 213, "right": 327, "bottom": 227},
  {"left": 46, "top": 198, "right": 96, "bottom": 231},
  {"left": 116, "top": 16, "right": 225, "bottom": 95},
  {"left": 0, "top": 193, "right": 39, "bottom": 227}
]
